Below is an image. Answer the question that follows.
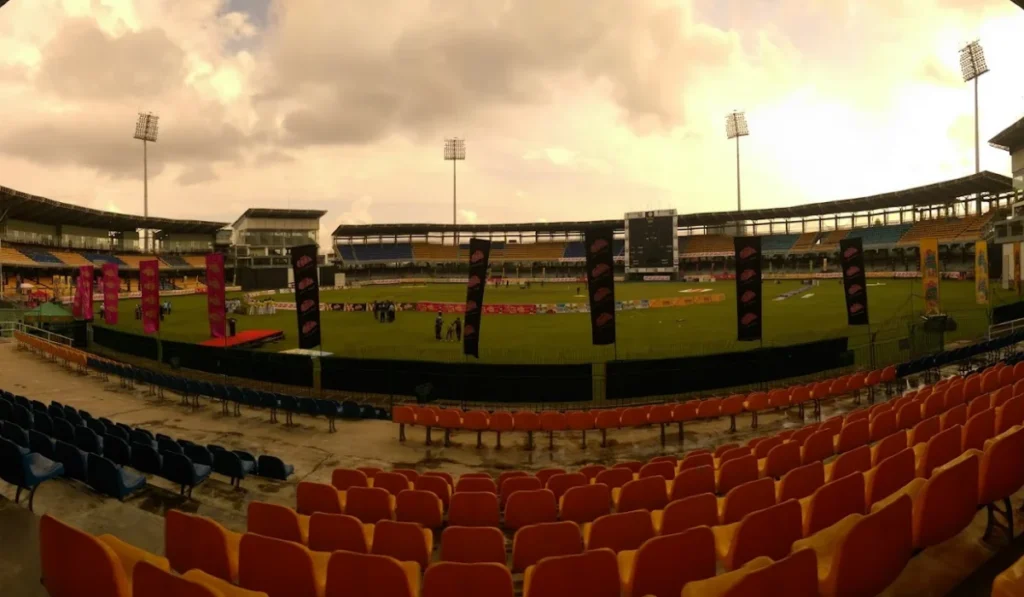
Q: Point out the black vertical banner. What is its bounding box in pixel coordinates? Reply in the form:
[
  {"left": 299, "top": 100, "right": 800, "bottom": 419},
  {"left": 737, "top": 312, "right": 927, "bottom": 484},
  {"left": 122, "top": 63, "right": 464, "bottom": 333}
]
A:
[
  {"left": 585, "top": 227, "right": 617, "bottom": 345},
  {"left": 734, "top": 236, "right": 762, "bottom": 342},
  {"left": 290, "top": 244, "right": 322, "bottom": 350},
  {"left": 463, "top": 238, "right": 491, "bottom": 358},
  {"left": 839, "top": 237, "right": 870, "bottom": 325}
]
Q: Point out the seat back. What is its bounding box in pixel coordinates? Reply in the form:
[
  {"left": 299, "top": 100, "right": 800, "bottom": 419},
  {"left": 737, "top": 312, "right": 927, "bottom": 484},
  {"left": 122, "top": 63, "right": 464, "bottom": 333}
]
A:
[
  {"left": 54, "top": 440, "right": 88, "bottom": 481},
  {"left": 979, "top": 426, "right": 1024, "bottom": 504},
  {"left": 422, "top": 562, "right": 513, "bottom": 597},
  {"left": 593, "top": 467, "right": 632, "bottom": 489},
  {"left": 828, "top": 445, "right": 871, "bottom": 482},
  {"left": 801, "top": 430, "right": 835, "bottom": 465},
  {"left": 40, "top": 514, "right": 130, "bottom": 597},
  {"left": 560, "top": 483, "right": 611, "bottom": 524},
  {"left": 331, "top": 468, "right": 369, "bottom": 491},
  {"left": 325, "top": 550, "right": 415, "bottom": 597},
  {"left": 586, "top": 510, "right": 654, "bottom": 553},
  {"left": 239, "top": 533, "right": 320, "bottom": 597},
  {"left": 296, "top": 481, "right": 343, "bottom": 516},
  {"left": 511, "top": 521, "right": 583, "bottom": 572},
  {"left": 678, "top": 452, "right": 714, "bottom": 471},
  {"left": 872, "top": 430, "right": 907, "bottom": 466},
  {"left": 505, "top": 489, "right": 558, "bottom": 529},
  {"left": 372, "top": 471, "right": 410, "bottom": 497},
  {"left": 726, "top": 548, "right": 819, "bottom": 597},
  {"left": 914, "top": 453, "right": 979, "bottom": 548},
  {"left": 725, "top": 499, "right": 802, "bottom": 571},
  {"left": 500, "top": 476, "right": 542, "bottom": 507},
  {"left": 638, "top": 461, "right": 675, "bottom": 480},
  {"left": 824, "top": 495, "right": 912, "bottom": 597},
  {"left": 776, "top": 461, "right": 825, "bottom": 502},
  {"left": 869, "top": 411, "right": 896, "bottom": 442},
  {"left": 440, "top": 526, "right": 506, "bottom": 563},
  {"left": 545, "top": 473, "right": 587, "bottom": 501},
  {"left": 616, "top": 475, "right": 668, "bottom": 513},
  {"left": 371, "top": 520, "right": 431, "bottom": 568},
  {"left": 763, "top": 441, "right": 801, "bottom": 479},
  {"left": 805, "top": 472, "right": 866, "bottom": 535},
  {"left": 308, "top": 513, "right": 370, "bottom": 553},
  {"left": 836, "top": 419, "right": 869, "bottom": 453},
  {"left": 87, "top": 454, "right": 125, "bottom": 498},
  {"left": 414, "top": 475, "right": 451, "bottom": 509},
  {"left": 629, "top": 527, "right": 716, "bottom": 597},
  {"left": 525, "top": 549, "right": 620, "bottom": 597},
  {"left": 897, "top": 402, "right": 922, "bottom": 430},
  {"left": 717, "top": 455, "right": 758, "bottom": 494},
  {"left": 919, "top": 425, "right": 963, "bottom": 478},
  {"left": 448, "top": 491, "right": 500, "bottom": 527},
  {"left": 963, "top": 408, "right": 996, "bottom": 452},
  {"left": 670, "top": 465, "right": 715, "bottom": 501},
  {"left": 910, "top": 416, "right": 941, "bottom": 446},
  {"left": 867, "top": 448, "right": 915, "bottom": 506},
  {"left": 720, "top": 477, "right": 776, "bottom": 524},
  {"left": 132, "top": 560, "right": 220, "bottom": 597},
  {"left": 455, "top": 476, "right": 497, "bottom": 494},
  {"left": 396, "top": 489, "right": 443, "bottom": 528},
  {"left": 346, "top": 486, "right": 394, "bottom": 523},
  {"left": 165, "top": 510, "right": 236, "bottom": 582},
  {"left": 658, "top": 492, "right": 719, "bottom": 536}
]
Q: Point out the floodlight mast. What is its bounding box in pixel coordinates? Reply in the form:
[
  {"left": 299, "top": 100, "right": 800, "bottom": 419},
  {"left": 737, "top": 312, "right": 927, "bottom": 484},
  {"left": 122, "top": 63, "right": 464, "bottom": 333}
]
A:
[
  {"left": 960, "top": 41, "right": 989, "bottom": 176},
  {"left": 133, "top": 112, "right": 160, "bottom": 252},
  {"left": 726, "top": 111, "right": 750, "bottom": 233},
  {"left": 444, "top": 138, "right": 466, "bottom": 258}
]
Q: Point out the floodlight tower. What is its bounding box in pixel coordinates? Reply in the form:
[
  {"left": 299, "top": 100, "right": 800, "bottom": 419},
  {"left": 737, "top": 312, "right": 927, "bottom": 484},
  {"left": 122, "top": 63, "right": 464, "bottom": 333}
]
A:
[
  {"left": 134, "top": 112, "right": 160, "bottom": 252},
  {"left": 444, "top": 137, "right": 466, "bottom": 256},
  {"left": 726, "top": 111, "right": 749, "bottom": 234},
  {"left": 960, "top": 41, "right": 989, "bottom": 175}
]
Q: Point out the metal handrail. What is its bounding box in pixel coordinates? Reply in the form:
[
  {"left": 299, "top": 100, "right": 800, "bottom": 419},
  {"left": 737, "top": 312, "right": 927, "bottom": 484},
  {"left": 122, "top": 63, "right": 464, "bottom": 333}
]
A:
[{"left": 0, "top": 321, "right": 74, "bottom": 346}]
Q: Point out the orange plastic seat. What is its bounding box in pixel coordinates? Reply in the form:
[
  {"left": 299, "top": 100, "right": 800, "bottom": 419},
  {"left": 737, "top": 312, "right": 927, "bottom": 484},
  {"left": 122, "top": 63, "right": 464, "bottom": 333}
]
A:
[
  {"left": 717, "top": 454, "right": 758, "bottom": 494},
  {"left": 439, "top": 526, "right": 506, "bottom": 564},
  {"left": 871, "top": 429, "right": 907, "bottom": 466},
  {"left": 183, "top": 568, "right": 270, "bottom": 597},
  {"left": 539, "top": 412, "right": 568, "bottom": 449},
  {"left": 652, "top": 492, "right": 718, "bottom": 535},
  {"left": 594, "top": 410, "right": 621, "bottom": 447},
  {"left": 523, "top": 549, "right": 620, "bottom": 597},
  {"left": 649, "top": 455, "right": 677, "bottom": 465},
  {"left": 792, "top": 494, "right": 912, "bottom": 597},
  {"left": 594, "top": 467, "right": 633, "bottom": 489},
  {"left": 761, "top": 441, "right": 801, "bottom": 479},
  {"left": 914, "top": 424, "right": 963, "bottom": 478},
  {"left": 396, "top": 489, "right": 444, "bottom": 528},
  {"left": 560, "top": 483, "right": 612, "bottom": 524},
  {"left": 373, "top": 472, "right": 412, "bottom": 497},
  {"left": 752, "top": 436, "right": 783, "bottom": 460},
  {"left": 620, "top": 407, "right": 649, "bottom": 428},
  {"left": 825, "top": 446, "right": 867, "bottom": 483},
  {"left": 165, "top": 510, "right": 241, "bottom": 582},
  {"left": 702, "top": 548, "right": 818, "bottom": 597},
  {"left": 920, "top": 391, "right": 945, "bottom": 419},
  {"left": 696, "top": 398, "right": 722, "bottom": 419},
  {"left": 775, "top": 461, "right": 825, "bottom": 503},
  {"left": 992, "top": 386, "right": 1014, "bottom": 409},
  {"left": 308, "top": 513, "right": 373, "bottom": 554},
  {"left": 909, "top": 416, "right": 940, "bottom": 446},
  {"left": 945, "top": 384, "right": 965, "bottom": 410},
  {"left": 800, "top": 472, "right": 866, "bottom": 536},
  {"left": 669, "top": 465, "right": 715, "bottom": 501},
  {"left": 414, "top": 475, "right": 452, "bottom": 510},
  {"left": 613, "top": 476, "right": 668, "bottom": 513},
  {"left": 296, "top": 481, "right": 344, "bottom": 516},
  {"left": 718, "top": 477, "right": 776, "bottom": 525},
  {"left": 997, "top": 395, "right": 1024, "bottom": 434},
  {"left": 833, "top": 419, "right": 869, "bottom": 454},
  {"left": 800, "top": 430, "right": 835, "bottom": 465},
  {"left": 679, "top": 452, "right": 714, "bottom": 471},
  {"left": 713, "top": 443, "right": 740, "bottom": 459},
  {"left": 896, "top": 402, "right": 922, "bottom": 430},
  {"left": 638, "top": 461, "right": 675, "bottom": 480},
  {"left": 617, "top": 526, "right": 716, "bottom": 597},
  {"left": 578, "top": 464, "right": 606, "bottom": 482},
  {"left": 743, "top": 392, "right": 770, "bottom": 428},
  {"left": 566, "top": 411, "right": 596, "bottom": 446},
  {"left": 325, "top": 550, "right": 418, "bottom": 597},
  {"left": 515, "top": 411, "right": 542, "bottom": 449},
  {"left": 489, "top": 412, "right": 515, "bottom": 448},
  {"left": 978, "top": 427, "right": 1024, "bottom": 542},
  {"left": 545, "top": 472, "right": 587, "bottom": 501},
  {"left": 449, "top": 491, "right": 500, "bottom": 527},
  {"left": 582, "top": 510, "right": 654, "bottom": 553},
  {"left": 506, "top": 489, "right": 558, "bottom": 529},
  {"left": 422, "top": 562, "right": 514, "bottom": 597},
  {"left": 712, "top": 499, "right": 802, "bottom": 571},
  {"left": 941, "top": 403, "right": 967, "bottom": 431},
  {"left": 238, "top": 533, "right": 328, "bottom": 597},
  {"left": 331, "top": 468, "right": 369, "bottom": 491},
  {"left": 461, "top": 411, "right": 491, "bottom": 448},
  {"left": 512, "top": 521, "right": 583, "bottom": 572},
  {"left": 500, "top": 476, "right": 543, "bottom": 508},
  {"left": 865, "top": 448, "right": 915, "bottom": 506},
  {"left": 247, "top": 502, "right": 310, "bottom": 545},
  {"left": 346, "top": 486, "right": 396, "bottom": 523},
  {"left": 371, "top": 520, "right": 433, "bottom": 568},
  {"left": 787, "top": 425, "right": 818, "bottom": 447},
  {"left": 455, "top": 476, "right": 497, "bottom": 494},
  {"left": 614, "top": 460, "right": 644, "bottom": 474},
  {"left": 392, "top": 468, "right": 419, "bottom": 483},
  {"left": 968, "top": 395, "right": 990, "bottom": 419},
  {"left": 962, "top": 408, "right": 996, "bottom": 452},
  {"left": 40, "top": 514, "right": 132, "bottom": 597},
  {"left": 132, "top": 561, "right": 220, "bottom": 597}
]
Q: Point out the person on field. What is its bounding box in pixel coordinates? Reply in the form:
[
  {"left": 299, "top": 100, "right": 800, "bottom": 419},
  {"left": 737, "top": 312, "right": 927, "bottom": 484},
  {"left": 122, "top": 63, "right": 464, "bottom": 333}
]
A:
[
  {"left": 435, "top": 312, "right": 443, "bottom": 340},
  {"left": 454, "top": 317, "right": 462, "bottom": 341},
  {"left": 388, "top": 302, "right": 395, "bottom": 323}
]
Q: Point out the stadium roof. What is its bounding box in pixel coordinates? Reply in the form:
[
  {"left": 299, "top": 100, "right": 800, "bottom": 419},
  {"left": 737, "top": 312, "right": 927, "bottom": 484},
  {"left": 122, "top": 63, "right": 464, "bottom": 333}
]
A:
[
  {"left": 232, "top": 208, "right": 328, "bottom": 228},
  {"left": 0, "top": 186, "right": 227, "bottom": 234},
  {"left": 332, "top": 171, "right": 1013, "bottom": 236},
  {"left": 989, "top": 116, "right": 1024, "bottom": 153},
  {"left": 1014, "top": 0, "right": 1024, "bottom": 10}
]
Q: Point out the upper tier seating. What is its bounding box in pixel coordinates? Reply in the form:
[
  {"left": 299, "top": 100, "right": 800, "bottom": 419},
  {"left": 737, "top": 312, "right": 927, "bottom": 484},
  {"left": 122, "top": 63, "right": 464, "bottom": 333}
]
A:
[
  {"left": 49, "top": 251, "right": 93, "bottom": 267},
  {"left": 845, "top": 223, "right": 913, "bottom": 246},
  {"left": 494, "top": 243, "right": 567, "bottom": 262},
  {"left": 339, "top": 244, "right": 413, "bottom": 263},
  {"left": 412, "top": 244, "right": 458, "bottom": 262},
  {"left": 117, "top": 254, "right": 150, "bottom": 269},
  {"left": 184, "top": 255, "right": 206, "bottom": 268},
  {"left": 899, "top": 218, "right": 974, "bottom": 244},
  {"left": 83, "top": 253, "right": 127, "bottom": 267},
  {"left": 0, "top": 246, "right": 39, "bottom": 266},
  {"left": 680, "top": 235, "right": 733, "bottom": 255},
  {"left": 161, "top": 254, "right": 191, "bottom": 267},
  {"left": 18, "top": 247, "right": 63, "bottom": 264},
  {"left": 817, "top": 229, "right": 850, "bottom": 246},
  {"left": 791, "top": 232, "right": 819, "bottom": 251},
  {"left": 761, "top": 235, "right": 800, "bottom": 252},
  {"left": 956, "top": 212, "right": 994, "bottom": 240}
]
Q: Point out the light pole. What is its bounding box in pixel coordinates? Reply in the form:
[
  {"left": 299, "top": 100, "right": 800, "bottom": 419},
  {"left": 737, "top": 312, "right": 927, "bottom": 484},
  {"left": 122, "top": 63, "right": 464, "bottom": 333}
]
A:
[
  {"left": 134, "top": 112, "right": 159, "bottom": 253},
  {"left": 960, "top": 40, "right": 989, "bottom": 175},
  {"left": 444, "top": 137, "right": 466, "bottom": 259},
  {"left": 726, "top": 110, "right": 749, "bottom": 233}
]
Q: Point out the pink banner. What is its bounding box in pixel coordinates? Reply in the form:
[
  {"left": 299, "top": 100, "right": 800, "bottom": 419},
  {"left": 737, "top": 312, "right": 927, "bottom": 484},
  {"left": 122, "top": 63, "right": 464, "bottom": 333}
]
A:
[
  {"left": 205, "top": 253, "right": 226, "bottom": 338},
  {"left": 79, "top": 266, "right": 94, "bottom": 321},
  {"left": 72, "top": 274, "right": 82, "bottom": 318},
  {"left": 102, "top": 263, "right": 119, "bottom": 325},
  {"left": 140, "top": 260, "right": 160, "bottom": 334}
]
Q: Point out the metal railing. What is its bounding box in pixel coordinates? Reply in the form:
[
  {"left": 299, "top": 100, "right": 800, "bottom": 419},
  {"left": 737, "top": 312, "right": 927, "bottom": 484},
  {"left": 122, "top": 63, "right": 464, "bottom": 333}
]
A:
[
  {"left": 0, "top": 321, "right": 74, "bottom": 346},
  {"left": 989, "top": 316, "right": 1024, "bottom": 340}
]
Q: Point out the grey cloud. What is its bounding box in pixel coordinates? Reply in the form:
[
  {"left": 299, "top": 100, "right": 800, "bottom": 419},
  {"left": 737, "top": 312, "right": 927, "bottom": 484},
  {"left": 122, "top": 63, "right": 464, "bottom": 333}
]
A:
[
  {"left": 176, "top": 164, "right": 219, "bottom": 186},
  {"left": 261, "top": 0, "right": 736, "bottom": 146}
]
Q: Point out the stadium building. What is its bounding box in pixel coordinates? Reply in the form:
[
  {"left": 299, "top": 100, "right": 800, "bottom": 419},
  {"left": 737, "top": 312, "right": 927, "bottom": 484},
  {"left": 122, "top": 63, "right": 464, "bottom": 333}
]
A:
[{"left": 229, "top": 208, "right": 328, "bottom": 289}]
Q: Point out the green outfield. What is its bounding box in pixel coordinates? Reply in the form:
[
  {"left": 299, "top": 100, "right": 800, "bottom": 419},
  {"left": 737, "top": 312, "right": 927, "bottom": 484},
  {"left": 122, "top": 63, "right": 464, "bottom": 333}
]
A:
[{"left": 90, "top": 279, "right": 1009, "bottom": 364}]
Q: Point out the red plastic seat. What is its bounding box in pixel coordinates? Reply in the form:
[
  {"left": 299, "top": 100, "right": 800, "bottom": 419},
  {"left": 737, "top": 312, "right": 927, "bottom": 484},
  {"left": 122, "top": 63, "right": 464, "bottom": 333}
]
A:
[
  {"left": 511, "top": 521, "right": 583, "bottom": 572},
  {"left": 560, "top": 483, "right": 612, "bottom": 524}
]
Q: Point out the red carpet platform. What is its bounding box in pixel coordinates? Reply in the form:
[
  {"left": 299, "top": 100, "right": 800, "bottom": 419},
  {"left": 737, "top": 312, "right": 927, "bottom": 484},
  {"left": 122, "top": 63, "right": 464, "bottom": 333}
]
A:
[{"left": 200, "top": 330, "right": 284, "bottom": 349}]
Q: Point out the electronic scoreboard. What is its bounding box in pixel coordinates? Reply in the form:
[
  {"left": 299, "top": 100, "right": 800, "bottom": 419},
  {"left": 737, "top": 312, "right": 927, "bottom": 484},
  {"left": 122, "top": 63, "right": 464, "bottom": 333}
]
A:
[{"left": 624, "top": 209, "right": 678, "bottom": 276}]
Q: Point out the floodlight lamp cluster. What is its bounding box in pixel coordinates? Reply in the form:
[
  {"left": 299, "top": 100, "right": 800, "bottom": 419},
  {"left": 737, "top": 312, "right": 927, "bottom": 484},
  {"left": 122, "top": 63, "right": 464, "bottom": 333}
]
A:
[
  {"left": 959, "top": 41, "right": 989, "bottom": 82},
  {"left": 134, "top": 112, "right": 160, "bottom": 143},
  {"left": 443, "top": 137, "right": 466, "bottom": 160},
  {"left": 726, "top": 110, "right": 749, "bottom": 139}
]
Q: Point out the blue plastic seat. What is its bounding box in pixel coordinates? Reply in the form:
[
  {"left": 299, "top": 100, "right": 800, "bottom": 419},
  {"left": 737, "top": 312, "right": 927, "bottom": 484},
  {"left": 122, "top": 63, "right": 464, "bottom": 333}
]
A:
[
  {"left": 183, "top": 444, "right": 214, "bottom": 467},
  {"left": 158, "top": 437, "right": 183, "bottom": 454},
  {"left": 0, "top": 401, "right": 11, "bottom": 422},
  {"left": 86, "top": 419, "right": 107, "bottom": 436},
  {"left": 0, "top": 438, "right": 64, "bottom": 511},
  {"left": 131, "top": 443, "right": 163, "bottom": 475},
  {"left": 33, "top": 411, "right": 53, "bottom": 436},
  {"left": 52, "top": 418, "right": 76, "bottom": 444},
  {"left": 358, "top": 404, "right": 376, "bottom": 419},
  {"left": 47, "top": 404, "right": 65, "bottom": 420},
  {"left": 107, "top": 425, "right": 129, "bottom": 442},
  {"left": 78, "top": 410, "right": 93, "bottom": 421},
  {"left": 103, "top": 436, "right": 133, "bottom": 467},
  {"left": 256, "top": 455, "right": 293, "bottom": 480},
  {"left": 75, "top": 426, "right": 104, "bottom": 455},
  {"left": 317, "top": 400, "right": 343, "bottom": 432},
  {"left": 298, "top": 398, "right": 318, "bottom": 420},
  {"left": 2, "top": 421, "right": 30, "bottom": 449},
  {"left": 341, "top": 400, "right": 361, "bottom": 419},
  {"left": 278, "top": 396, "right": 298, "bottom": 425},
  {"left": 98, "top": 417, "right": 115, "bottom": 429},
  {"left": 87, "top": 454, "right": 146, "bottom": 501},
  {"left": 29, "top": 430, "right": 56, "bottom": 460},
  {"left": 162, "top": 451, "right": 211, "bottom": 498},
  {"left": 54, "top": 440, "right": 89, "bottom": 482},
  {"left": 260, "top": 392, "right": 282, "bottom": 423},
  {"left": 213, "top": 449, "right": 257, "bottom": 487},
  {"left": 12, "top": 404, "right": 34, "bottom": 429},
  {"left": 14, "top": 396, "right": 30, "bottom": 409},
  {"left": 63, "top": 408, "right": 83, "bottom": 426},
  {"left": 49, "top": 400, "right": 63, "bottom": 410},
  {"left": 30, "top": 400, "right": 48, "bottom": 413}
]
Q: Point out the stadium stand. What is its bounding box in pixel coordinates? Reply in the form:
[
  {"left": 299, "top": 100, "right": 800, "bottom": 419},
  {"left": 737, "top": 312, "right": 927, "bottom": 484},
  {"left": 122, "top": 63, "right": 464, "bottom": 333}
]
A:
[
  {"left": 47, "top": 250, "right": 93, "bottom": 267},
  {"left": 845, "top": 223, "right": 913, "bottom": 246},
  {"left": 494, "top": 242, "right": 567, "bottom": 262},
  {"left": 817, "top": 229, "right": 850, "bottom": 246},
  {"left": 680, "top": 234, "right": 733, "bottom": 256},
  {"left": 184, "top": 255, "right": 207, "bottom": 268},
  {"left": 159, "top": 254, "right": 190, "bottom": 267},
  {"left": 956, "top": 212, "right": 995, "bottom": 240},
  {"left": 562, "top": 242, "right": 584, "bottom": 259},
  {"left": 412, "top": 243, "right": 458, "bottom": 262},
  {"left": 17, "top": 247, "right": 62, "bottom": 264},
  {"left": 82, "top": 252, "right": 127, "bottom": 267},
  {"left": 761, "top": 234, "right": 800, "bottom": 252},
  {"left": 790, "top": 232, "right": 819, "bottom": 251},
  {"left": 899, "top": 216, "right": 984, "bottom": 244},
  {"left": 116, "top": 254, "right": 151, "bottom": 269},
  {"left": 0, "top": 245, "right": 38, "bottom": 266}
]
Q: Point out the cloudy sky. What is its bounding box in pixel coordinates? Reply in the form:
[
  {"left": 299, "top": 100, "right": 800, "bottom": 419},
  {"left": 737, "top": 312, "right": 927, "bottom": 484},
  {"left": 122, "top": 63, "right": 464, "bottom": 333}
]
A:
[{"left": 1, "top": 0, "right": 1022, "bottom": 243}]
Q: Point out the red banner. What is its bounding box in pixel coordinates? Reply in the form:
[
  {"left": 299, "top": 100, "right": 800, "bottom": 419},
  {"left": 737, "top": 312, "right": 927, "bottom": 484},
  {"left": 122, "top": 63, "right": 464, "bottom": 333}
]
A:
[
  {"left": 72, "top": 274, "right": 82, "bottom": 318},
  {"left": 79, "top": 266, "right": 94, "bottom": 321},
  {"left": 102, "top": 263, "right": 119, "bottom": 325},
  {"left": 205, "top": 253, "right": 226, "bottom": 338},
  {"left": 140, "top": 260, "right": 160, "bottom": 334}
]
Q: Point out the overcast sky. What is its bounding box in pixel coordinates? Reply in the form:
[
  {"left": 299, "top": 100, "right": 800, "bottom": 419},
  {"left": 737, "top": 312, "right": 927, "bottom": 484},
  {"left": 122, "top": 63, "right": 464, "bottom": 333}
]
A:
[{"left": 1, "top": 0, "right": 1022, "bottom": 242}]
